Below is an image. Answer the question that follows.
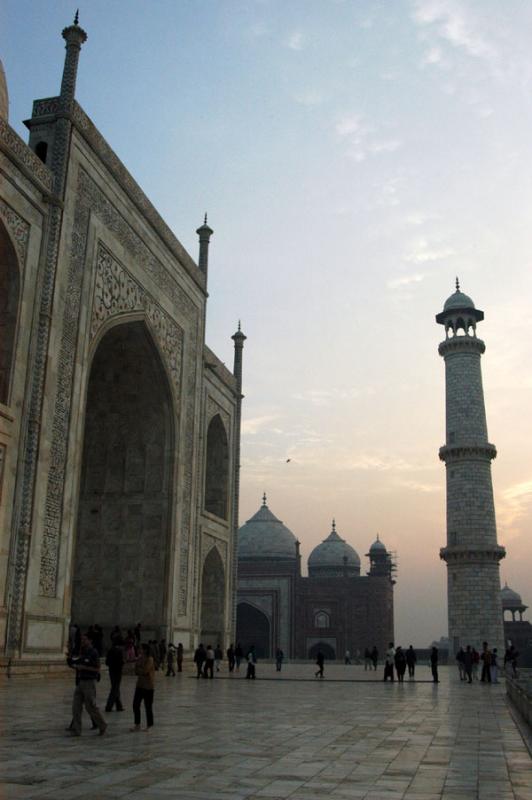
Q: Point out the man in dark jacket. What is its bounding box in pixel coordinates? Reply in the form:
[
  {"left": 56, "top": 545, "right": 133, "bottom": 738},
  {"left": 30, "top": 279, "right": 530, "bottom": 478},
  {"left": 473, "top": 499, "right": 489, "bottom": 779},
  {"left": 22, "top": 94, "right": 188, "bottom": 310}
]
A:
[
  {"left": 68, "top": 632, "right": 107, "bottom": 735},
  {"left": 194, "top": 643, "right": 206, "bottom": 679},
  {"left": 105, "top": 637, "right": 124, "bottom": 712},
  {"left": 406, "top": 645, "right": 417, "bottom": 678}
]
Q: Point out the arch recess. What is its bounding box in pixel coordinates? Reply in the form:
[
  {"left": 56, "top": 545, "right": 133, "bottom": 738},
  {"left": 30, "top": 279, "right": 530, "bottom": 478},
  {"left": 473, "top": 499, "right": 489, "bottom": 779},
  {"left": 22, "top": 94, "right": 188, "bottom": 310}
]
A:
[
  {"left": 204, "top": 414, "right": 229, "bottom": 519},
  {"left": 200, "top": 546, "right": 225, "bottom": 645},
  {"left": 0, "top": 219, "right": 20, "bottom": 405},
  {"left": 236, "top": 602, "right": 271, "bottom": 659}
]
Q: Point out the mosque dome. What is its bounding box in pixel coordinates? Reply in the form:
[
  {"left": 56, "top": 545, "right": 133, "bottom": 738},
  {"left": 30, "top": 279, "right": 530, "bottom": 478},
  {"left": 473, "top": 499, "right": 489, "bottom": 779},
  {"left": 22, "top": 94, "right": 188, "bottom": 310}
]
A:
[
  {"left": 238, "top": 495, "right": 297, "bottom": 561},
  {"left": 443, "top": 289, "right": 476, "bottom": 311},
  {"left": 308, "top": 520, "right": 360, "bottom": 578},
  {"left": 0, "top": 60, "right": 9, "bottom": 121},
  {"left": 501, "top": 583, "right": 523, "bottom": 609},
  {"left": 369, "top": 535, "right": 387, "bottom": 553}
]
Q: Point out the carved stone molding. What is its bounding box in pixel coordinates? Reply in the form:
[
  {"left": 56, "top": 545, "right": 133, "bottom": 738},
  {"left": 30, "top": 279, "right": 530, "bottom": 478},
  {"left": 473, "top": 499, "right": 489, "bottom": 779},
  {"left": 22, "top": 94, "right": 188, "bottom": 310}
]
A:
[
  {"left": 91, "top": 244, "right": 184, "bottom": 394},
  {"left": 201, "top": 533, "right": 227, "bottom": 569},
  {"left": 0, "top": 118, "right": 53, "bottom": 192},
  {"left": 0, "top": 199, "right": 30, "bottom": 264},
  {"left": 39, "top": 166, "right": 200, "bottom": 610},
  {"left": 439, "top": 443, "right": 497, "bottom": 463},
  {"left": 206, "top": 396, "right": 231, "bottom": 437}
]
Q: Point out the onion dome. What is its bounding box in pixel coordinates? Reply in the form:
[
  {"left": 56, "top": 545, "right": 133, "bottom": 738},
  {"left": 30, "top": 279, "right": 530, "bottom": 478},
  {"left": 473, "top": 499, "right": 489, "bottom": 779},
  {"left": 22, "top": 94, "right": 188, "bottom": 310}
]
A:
[
  {"left": 308, "top": 520, "right": 360, "bottom": 578},
  {"left": 501, "top": 583, "right": 523, "bottom": 609},
  {"left": 238, "top": 494, "right": 297, "bottom": 561},
  {"left": 436, "top": 278, "right": 484, "bottom": 326},
  {"left": 0, "top": 60, "right": 9, "bottom": 121},
  {"left": 369, "top": 534, "right": 387, "bottom": 553}
]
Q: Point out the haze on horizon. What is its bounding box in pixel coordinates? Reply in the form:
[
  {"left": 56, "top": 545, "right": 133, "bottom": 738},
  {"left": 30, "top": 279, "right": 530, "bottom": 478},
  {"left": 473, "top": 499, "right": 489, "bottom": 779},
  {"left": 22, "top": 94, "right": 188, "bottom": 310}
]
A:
[{"left": 3, "top": 0, "right": 532, "bottom": 647}]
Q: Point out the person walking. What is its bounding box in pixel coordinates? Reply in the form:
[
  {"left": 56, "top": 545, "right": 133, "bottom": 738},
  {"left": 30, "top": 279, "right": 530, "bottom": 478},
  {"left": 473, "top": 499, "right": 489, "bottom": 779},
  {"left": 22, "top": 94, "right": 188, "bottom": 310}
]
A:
[
  {"left": 490, "top": 648, "right": 499, "bottom": 683},
  {"left": 159, "top": 639, "right": 167, "bottom": 670},
  {"left": 406, "top": 645, "right": 417, "bottom": 678},
  {"left": 68, "top": 632, "right": 107, "bottom": 736},
  {"left": 456, "top": 647, "right": 466, "bottom": 680},
  {"left": 315, "top": 650, "right": 325, "bottom": 679},
  {"left": 214, "top": 644, "right": 223, "bottom": 672},
  {"left": 430, "top": 646, "right": 439, "bottom": 683},
  {"left": 246, "top": 646, "right": 257, "bottom": 679},
  {"left": 166, "top": 643, "right": 176, "bottom": 676},
  {"left": 227, "top": 643, "right": 235, "bottom": 672},
  {"left": 275, "top": 647, "right": 284, "bottom": 672},
  {"left": 131, "top": 643, "right": 155, "bottom": 732},
  {"left": 464, "top": 645, "right": 473, "bottom": 684},
  {"left": 235, "top": 643, "right": 243, "bottom": 672},
  {"left": 105, "top": 637, "right": 124, "bottom": 712},
  {"left": 364, "top": 648, "right": 372, "bottom": 670},
  {"left": 194, "top": 643, "right": 206, "bottom": 679},
  {"left": 204, "top": 645, "right": 215, "bottom": 678},
  {"left": 176, "top": 642, "right": 184, "bottom": 673},
  {"left": 481, "top": 641, "right": 492, "bottom": 683},
  {"left": 394, "top": 646, "right": 407, "bottom": 683},
  {"left": 472, "top": 647, "right": 480, "bottom": 680},
  {"left": 371, "top": 646, "right": 379, "bottom": 671},
  {"left": 383, "top": 643, "right": 395, "bottom": 682},
  {"left": 344, "top": 649, "right": 351, "bottom": 665}
]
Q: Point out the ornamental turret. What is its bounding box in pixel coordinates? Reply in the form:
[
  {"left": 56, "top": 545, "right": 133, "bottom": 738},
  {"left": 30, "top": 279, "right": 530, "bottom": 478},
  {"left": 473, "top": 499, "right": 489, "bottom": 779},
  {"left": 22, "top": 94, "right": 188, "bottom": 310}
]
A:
[{"left": 436, "top": 280, "right": 505, "bottom": 656}]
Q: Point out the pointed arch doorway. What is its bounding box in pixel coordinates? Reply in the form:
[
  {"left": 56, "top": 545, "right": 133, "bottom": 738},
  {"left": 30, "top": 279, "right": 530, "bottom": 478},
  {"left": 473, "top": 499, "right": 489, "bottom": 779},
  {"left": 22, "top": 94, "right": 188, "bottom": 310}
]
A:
[
  {"left": 72, "top": 321, "right": 174, "bottom": 636},
  {"left": 200, "top": 547, "right": 225, "bottom": 645}
]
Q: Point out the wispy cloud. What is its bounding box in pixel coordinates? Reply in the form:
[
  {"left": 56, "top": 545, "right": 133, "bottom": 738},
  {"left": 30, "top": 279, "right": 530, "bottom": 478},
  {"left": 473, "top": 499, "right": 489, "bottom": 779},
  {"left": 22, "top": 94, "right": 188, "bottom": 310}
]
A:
[
  {"left": 335, "top": 115, "right": 402, "bottom": 162},
  {"left": 294, "top": 90, "right": 324, "bottom": 107},
  {"left": 387, "top": 273, "right": 426, "bottom": 290},
  {"left": 242, "top": 414, "right": 280, "bottom": 435},
  {"left": 404, "top": 237, "right": 456, "bottom": 264},
  {"left": 413, "top": 0, "right": 497, "bottom": 62},
  {"left": 497, "top": 479, "right": 532, "bottom": 539},
  {"left": 287, "top": 31, "right": 305, "bottom": 51},
  {"left": 405, "top": 211, "right": 441, "bottom": 226}
]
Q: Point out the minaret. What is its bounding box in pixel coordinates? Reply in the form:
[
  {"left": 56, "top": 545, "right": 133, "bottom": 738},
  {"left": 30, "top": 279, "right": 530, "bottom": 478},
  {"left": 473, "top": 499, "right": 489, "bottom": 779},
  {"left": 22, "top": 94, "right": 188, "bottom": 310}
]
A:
[
  {"left": 436, "top": 280, "right": 505, "bottom": 656},
  {"left": 229, "top": 322, "right": 246, "bottom": 639},
  {"left": 196, "top": 214, "right": 214, "bottom": 281}
]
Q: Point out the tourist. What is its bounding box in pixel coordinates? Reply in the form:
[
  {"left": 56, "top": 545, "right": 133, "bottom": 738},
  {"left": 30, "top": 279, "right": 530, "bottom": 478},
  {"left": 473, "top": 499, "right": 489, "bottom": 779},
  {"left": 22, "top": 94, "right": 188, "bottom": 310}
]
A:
[
  {"left": 214, "top": 643, "right": 223, "bottom": 672},
  {"left": 159, "top": 638, "right": 167, "bottom": 669},
  {"left": 93, "top": 624, "right": 103, "bottom": 656},
  {"left": 68, "top": 623, "right": 81, "bottom": 656},
  {"left": 194, "top": 643, "right": 206, "bottom": 678},
  {"left": 149, "top": 640, "right": 160, "bottom": 670},
  {"left": 67, "top": 632, "right": 107, "bottom": 736},
  {"left": 105, "top": 636, "right": 124, "bottom": 712},
  {"left": 344, "top": 649, "right": 351, "bottom": 665},
  {"left": 131, "top": 643, "right": 155, "bottom": 732},
  {"left": 315, "top": 649, "right": 325, "bottom": 679},
  {"left": 504, "top": 644, "right": 518, "bottom": 678},
  {"left": 430, "top": 646, "right": 439, "bottom": 683},
  {"left": 371, "top": 646, "right": 379, "bottom": 671},
  {"left": 456, "top": 646, "right": 466, "bottom": 680},
  {"left": 110, "top": 625, "right": 122, "bottom": 645},
  {"left": 246, "top": 645, "right": 257, "bottom": 679},
  {"left": 166, "top": 642, "right": 176, "bottom": 677},
  {"left": 176, "top": 642, "right": 184, "bottom": 673},
  {"left": 406, "top": 645, "right": 417, "bottom": 678},
  {"left": 383, "top": 643, "right": 395, "bottom": 682},
  {"left": 235, "top": 642, "right": 243, "bottom": 672},
  {"left": 480, "top": 641, "right": 492, "bottom": 683},
  {"left": 275, "top": 647, "right": 284, "bottom": 672},
  {"left": 125, "top": 630, "right": 137, "bottom": 662},
  {"left": 472, "top": 647, "right": 480, "bottom": 680},
  {"left": 463, "top": 645, "right": 473, "bottom": 684},
  {"left": 364, "top": 648, "right": 372, "bottom": 670},
  {"left": 490, "top": 648, "right": 499, "bottom": 684},
  {"left": 226, "top": 643, "right": 235, "bottom": 672},
  {"left": 394, "top": 646, "right": 406, "bottom": 682},
  {"left": 204, "top": 644, "right": 215, "bottom": 678}
]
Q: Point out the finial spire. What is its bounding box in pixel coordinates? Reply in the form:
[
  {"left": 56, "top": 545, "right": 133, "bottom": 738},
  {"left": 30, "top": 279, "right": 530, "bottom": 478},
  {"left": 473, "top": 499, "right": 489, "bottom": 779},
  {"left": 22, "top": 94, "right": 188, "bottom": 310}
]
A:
[
  {"left": 332, "top": 518, "right": 336, "bottom": 532},
  {"left": 74, "top": 9, "right": 79, "bottom": 25},
  {"left": 455, "top": 276, "right": 460, "bottom": 292},
  {"left": 238, "top": 319, "right": 241, "bottom": 332},
  {"left": 262, "top": 492, "right": 267, "bottom": 507},
  {"left": 204, "top": 212, "right": 208, "bottom": 225}
]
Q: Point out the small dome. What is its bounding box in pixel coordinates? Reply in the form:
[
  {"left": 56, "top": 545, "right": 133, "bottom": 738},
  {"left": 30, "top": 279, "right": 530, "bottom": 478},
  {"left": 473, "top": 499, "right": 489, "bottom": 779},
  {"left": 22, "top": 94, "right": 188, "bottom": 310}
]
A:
[
  {"left": 443, "top": 290, "right": 475, "bottom": 311},
  {"left": 0, "top": 60, "right": 9, "bottom": 121},
  {"left": 308, "top": 521, "right": 360, "bottom": 578},
  {"left": 238, "top": 495, "right": 297, "bottom": 561},
  {"left": 501, "top": 583, "right": 522, "bottom": 608},
  {"left": 369, "top": 535, "right": 387, "bottom": 553}
]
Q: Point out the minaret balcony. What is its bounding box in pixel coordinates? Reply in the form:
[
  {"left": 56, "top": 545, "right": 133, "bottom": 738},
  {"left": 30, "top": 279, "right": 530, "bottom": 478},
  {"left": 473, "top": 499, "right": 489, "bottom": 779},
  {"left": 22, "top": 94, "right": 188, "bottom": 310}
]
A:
[
  {"left": 439, "top": 443, "right": 497, "bottom": 463},
  {"left": 440, "top": 544, "right": 506, "bottom": 563},
  {"left": 439, "top": 337, "right": 485, "bottom": 357}
]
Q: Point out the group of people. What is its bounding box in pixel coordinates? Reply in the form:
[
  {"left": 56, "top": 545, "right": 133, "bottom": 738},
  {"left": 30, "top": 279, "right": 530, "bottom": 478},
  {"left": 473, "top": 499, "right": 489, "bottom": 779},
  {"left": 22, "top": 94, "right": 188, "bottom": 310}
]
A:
[
  {"left": 363, "top": 647, "right": 380, "bottom": 671},
  {"left": 383, "top": 644, "right": 424, "bottom": 682},
  {"left": 455, "top": 641, "right": 519, "bottom": 684},
  {"left": 193, "top": 643, "right": 259, "bottom": 678}
]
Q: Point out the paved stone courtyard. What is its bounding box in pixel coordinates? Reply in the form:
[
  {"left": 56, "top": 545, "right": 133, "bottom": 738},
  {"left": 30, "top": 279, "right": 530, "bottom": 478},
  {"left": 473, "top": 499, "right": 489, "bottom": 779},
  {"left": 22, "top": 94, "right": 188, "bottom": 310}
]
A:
[{"left": 0, "top": 664, "right": 531, "bottom": 800}]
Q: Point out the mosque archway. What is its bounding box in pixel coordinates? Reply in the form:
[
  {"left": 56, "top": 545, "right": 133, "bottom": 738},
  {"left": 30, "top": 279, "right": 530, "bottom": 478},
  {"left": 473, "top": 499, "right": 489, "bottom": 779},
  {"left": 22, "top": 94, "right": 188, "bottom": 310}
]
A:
[
  {"left": 0, "top": 220, "right": 20, "bottom": 405},
  {"left": 200, "top": 547, "right": 225, "bottom": 645},
  {"left": 72, "top": 321, "right": 174, "bottom": 635},
  {"left": 308, "top": 641, "right": 336, "bottom": 660},
  {"left": 204, "top": 414, "right": 229, "bottom": 519},
  {"left": 236, "top": 602, "right": 271, "bottom": 658}
]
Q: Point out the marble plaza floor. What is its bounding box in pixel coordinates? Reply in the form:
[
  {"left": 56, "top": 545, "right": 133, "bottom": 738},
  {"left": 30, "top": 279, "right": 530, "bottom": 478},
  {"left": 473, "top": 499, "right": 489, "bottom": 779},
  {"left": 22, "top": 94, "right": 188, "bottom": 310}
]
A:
[{"left": 0, "top": 663, "right": 531, "bottom": 800}]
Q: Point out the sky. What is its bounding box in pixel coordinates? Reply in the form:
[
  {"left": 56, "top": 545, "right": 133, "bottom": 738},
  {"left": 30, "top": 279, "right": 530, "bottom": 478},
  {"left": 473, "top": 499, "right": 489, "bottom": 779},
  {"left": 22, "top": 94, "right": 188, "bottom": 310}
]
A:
[{"left": 3, "top": 0, "right": 532, "bottom": 647}]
